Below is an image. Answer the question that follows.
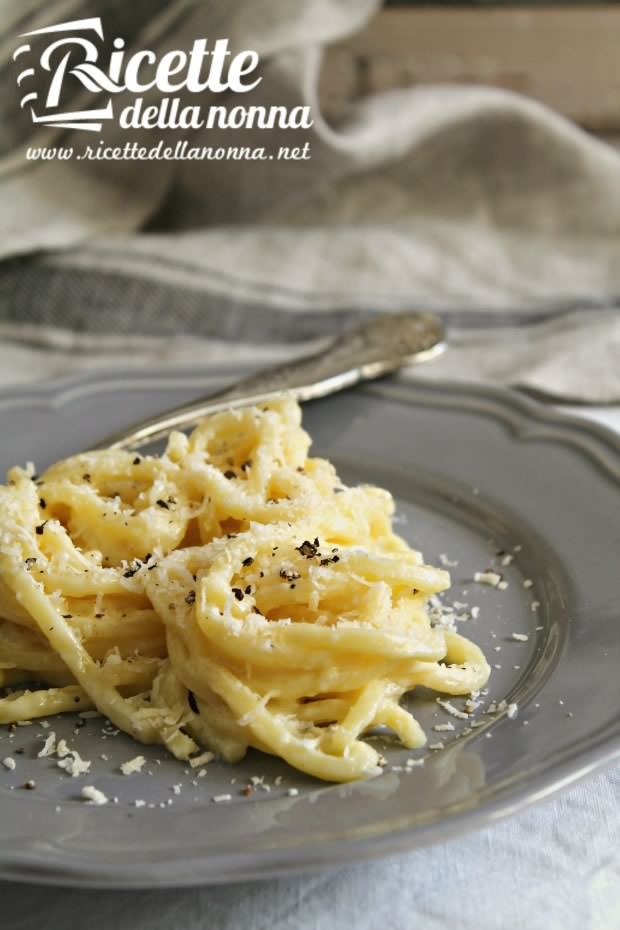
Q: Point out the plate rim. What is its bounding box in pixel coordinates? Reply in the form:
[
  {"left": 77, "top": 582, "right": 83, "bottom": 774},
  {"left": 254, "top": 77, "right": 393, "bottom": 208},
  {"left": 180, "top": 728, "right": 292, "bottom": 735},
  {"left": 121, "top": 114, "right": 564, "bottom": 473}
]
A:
[
  {"left": 2, "top": 363, "right": 619, "bottom": 466},
  {"left": 0, "top": 367, "right": 618, "bottom": 888}
]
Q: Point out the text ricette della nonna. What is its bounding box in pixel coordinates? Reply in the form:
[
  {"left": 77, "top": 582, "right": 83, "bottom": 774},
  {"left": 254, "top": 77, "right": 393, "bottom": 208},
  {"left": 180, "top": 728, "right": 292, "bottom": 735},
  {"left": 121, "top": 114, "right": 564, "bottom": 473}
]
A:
[{"left": 14, "top": 19, "right": 313, "bottom": 132}]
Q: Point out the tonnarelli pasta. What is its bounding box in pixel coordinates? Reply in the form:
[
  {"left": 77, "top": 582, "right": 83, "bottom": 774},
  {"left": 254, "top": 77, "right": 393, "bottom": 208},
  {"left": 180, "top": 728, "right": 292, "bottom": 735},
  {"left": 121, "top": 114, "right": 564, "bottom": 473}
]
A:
[{"left": 0, "top": 398, "right": 489, "bottom": 781}]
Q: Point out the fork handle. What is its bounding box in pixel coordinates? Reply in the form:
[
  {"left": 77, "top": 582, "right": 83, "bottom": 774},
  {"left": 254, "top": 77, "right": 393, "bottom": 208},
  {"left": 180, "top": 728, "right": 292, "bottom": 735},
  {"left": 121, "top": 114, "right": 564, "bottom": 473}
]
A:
[{"left": 100, "top": 311, "right": 444, "bottom": 450}]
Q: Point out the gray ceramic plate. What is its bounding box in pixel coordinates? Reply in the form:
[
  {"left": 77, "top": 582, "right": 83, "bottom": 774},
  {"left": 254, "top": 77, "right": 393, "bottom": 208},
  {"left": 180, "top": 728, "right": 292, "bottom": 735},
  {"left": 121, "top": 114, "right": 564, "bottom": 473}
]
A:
[{"left": 0, "top": 368, "right": 618, "bottom": 888}]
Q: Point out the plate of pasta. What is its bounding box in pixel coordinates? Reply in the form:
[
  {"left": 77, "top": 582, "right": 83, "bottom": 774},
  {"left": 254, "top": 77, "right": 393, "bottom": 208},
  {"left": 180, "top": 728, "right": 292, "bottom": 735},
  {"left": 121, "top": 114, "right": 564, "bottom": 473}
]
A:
[{"left": 0, "top": 367, "right": 618, "bottom": 887}]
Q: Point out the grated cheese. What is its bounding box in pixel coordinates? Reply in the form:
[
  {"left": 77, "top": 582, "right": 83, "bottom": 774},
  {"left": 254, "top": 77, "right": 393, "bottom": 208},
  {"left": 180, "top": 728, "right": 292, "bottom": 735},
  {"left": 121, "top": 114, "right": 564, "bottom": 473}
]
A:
[
  {"left": 37, "top": 732, "right": 56, "bottom": 757},
  {"left": 436, "top": 698, "right": 469, "bottom": 720},
  {"left": 405, "top": 758, "right": 424, "bottom": 768},
  {"left": 474, "top": 571, "right": 502, "bottom": 587},
  {"left": 81, "top": 785, "right": 109, "bottom": 805},
  {"left": 57, "top": 749, "right": 91, "bottom": 777},
  {"left": 464, "top": 698, "right": 481, "bottom": 713},
  {"left": 120, "top": 755, "right": 146, "bottom": 775}
]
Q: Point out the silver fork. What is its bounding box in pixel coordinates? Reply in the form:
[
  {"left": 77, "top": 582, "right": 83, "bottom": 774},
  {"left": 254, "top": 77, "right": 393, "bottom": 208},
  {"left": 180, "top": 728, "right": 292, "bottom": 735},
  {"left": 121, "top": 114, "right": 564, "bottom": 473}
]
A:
[{"left": 97, "top": 311, "right": 445, "bottom": 451}]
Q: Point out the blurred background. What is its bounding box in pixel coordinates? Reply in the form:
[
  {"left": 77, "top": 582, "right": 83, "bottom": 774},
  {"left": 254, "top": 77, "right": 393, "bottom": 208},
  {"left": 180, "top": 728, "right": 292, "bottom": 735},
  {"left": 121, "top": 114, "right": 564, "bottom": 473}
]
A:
[
  {"left": 0, "top": 0, "right": 619, "bottom": 402},
  {"left": 324, "top": 1, "right": 620, "bottom": 136}
]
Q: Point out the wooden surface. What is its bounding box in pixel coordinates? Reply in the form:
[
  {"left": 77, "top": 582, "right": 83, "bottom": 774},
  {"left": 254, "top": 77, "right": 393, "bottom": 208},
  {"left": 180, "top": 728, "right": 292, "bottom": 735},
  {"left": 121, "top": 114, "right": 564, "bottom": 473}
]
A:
[{"left": 319, "top": 6, "right": 620, "bottom": 130}]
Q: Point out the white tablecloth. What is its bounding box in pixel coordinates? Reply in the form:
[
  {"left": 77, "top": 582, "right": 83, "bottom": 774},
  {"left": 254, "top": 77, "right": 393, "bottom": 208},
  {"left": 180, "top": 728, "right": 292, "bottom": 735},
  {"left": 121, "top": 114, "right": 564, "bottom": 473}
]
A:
[{"left": 1, "top": 407, "right": 618, "bottom": 930}]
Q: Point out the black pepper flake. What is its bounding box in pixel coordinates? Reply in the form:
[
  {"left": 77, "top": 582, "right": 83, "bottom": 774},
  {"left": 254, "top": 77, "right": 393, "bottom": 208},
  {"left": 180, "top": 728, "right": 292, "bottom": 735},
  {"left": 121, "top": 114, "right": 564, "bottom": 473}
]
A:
[
  {"left": 187, "top": 690, "right": 199, "bottom": 714},
  {"left": 259, "top": 571, "right": 264, "bottom": 578},
  {"left": 132, "top": 457, "right": 141, "bottom": 465},
  {"left": 14, "top": 748, "right": 24, "bottom": 755},
  {"left": 232, "top": 588, "right": 244, "bottom": 601},
  {"left": 39, "top": 498, "right": 47, "bottom": 509},
  {"left": 240, "top": 460, "right": 253, "bottom": 472},
  {"left": 147, "top": 563, "right": 158, "bottom": 571},
  {"left": 412, "top": 588, "right": 419, "bottom": 595},
  {"left": 185, "top": 590, "right": 196, "bottom": 605},
  {"left": 223, "top": 469, "right": 237, "bottom": 480},
  {"left": 35, "top": 522, "right": 47, "bottom": 535},
  {"left": 24, "top": 557, "right": 37, "bottom": 569},
  {"left": 242, "top": 557, "right": 254, "bottom": 567},
  {"left": 290, "top": 583, "right": 296, "bottom": 589},
  {"left": 95, "top": 613, "right": 104, "bottom": 618},
  {"left": 22, "top": 780, "right": 36, "bottom": 790},
  {"left": 61, "top": 614, "right": 73, "bottom": 619},
  {"left": 156, "top": 499, "right": 169, "bottom": 509},
  {"left": 296, "top": 540, "right": 318, "bottom": 559},
  {"left": 123, "top": 567, "right": 138, "bottom": 578},
  {"left": 74, "top": 696, "right": 81, "bottom": 703},
  {"left": 82, "top": 473, "right": 91, "bottom": 482},
  {"left": 143, "top": 553, "right": 152, "bottom": 563},
  {"left": 244, "top": 585, "right": 252, "bottom": 595}
]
